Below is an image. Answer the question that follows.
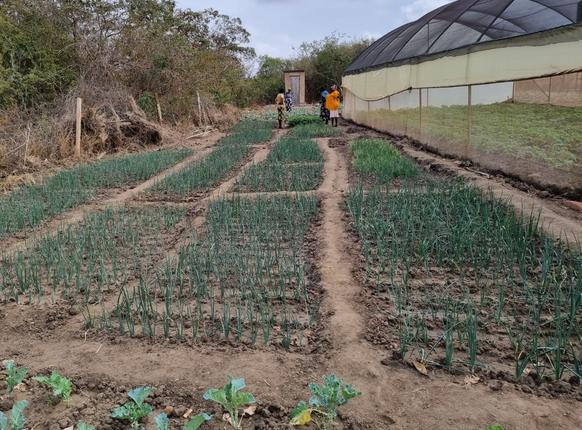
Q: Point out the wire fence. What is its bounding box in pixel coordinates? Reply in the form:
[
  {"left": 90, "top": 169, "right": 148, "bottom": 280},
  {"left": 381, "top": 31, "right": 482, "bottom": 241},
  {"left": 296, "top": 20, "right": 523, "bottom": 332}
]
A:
[{"left": 344, "top": 71, "right": 582, "bottom": 197}]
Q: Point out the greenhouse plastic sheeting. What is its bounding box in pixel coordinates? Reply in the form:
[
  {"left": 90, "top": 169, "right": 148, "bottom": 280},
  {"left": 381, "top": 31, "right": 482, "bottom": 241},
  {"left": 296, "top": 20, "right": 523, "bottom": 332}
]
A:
[
  {"left": 346, "top": 0, "right": 582, "bottom": 74},
  {"left": 343, "top": 73, "right": 582, "bottom": 197},
  {"left": 343, "top": 25, "right": 582, "bottom": 101}
]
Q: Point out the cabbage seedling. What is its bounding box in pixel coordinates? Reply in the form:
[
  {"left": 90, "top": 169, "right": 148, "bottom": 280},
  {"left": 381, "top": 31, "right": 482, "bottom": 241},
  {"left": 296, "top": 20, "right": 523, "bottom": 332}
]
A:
[
  {"left": 2, "top": 361, "right": 28, "bottom": 395},
  {"left": 76, "top": 422, "right": 95, "bottom": 430},
  {"left": 154, "top": 413, "right": 170, "bottom": 430},
  {"left": 184, "top": 413, "right": 212, "bottom": 430},
  {"left": 33, "top": 371, "right": 72, "bottom": 403},
  {"left": 155, "top": 412, "right": 212, "bottom": 430},
  {"left": 290, "top": 375, "right": 361, "bottom": 429},
  {"left": 0, "top": 400, "right": 28, "bottom": 430},
  {"left": 112, "top": 387, "right": 153, "bottom": 429},
  {"left": 203, "top": 377, "right": 255, "bottom": 429}
]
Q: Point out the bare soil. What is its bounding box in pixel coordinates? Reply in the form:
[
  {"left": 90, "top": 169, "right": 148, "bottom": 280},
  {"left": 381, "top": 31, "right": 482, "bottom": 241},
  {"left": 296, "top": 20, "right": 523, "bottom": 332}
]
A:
[{"left": 1, "top": 123, "right": 581, "bottom": 429}]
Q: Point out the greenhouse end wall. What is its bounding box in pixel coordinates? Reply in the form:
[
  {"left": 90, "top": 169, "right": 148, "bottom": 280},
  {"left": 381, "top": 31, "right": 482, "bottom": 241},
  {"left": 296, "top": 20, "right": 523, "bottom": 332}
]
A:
[{"left": 343, "top": 72, "right": 582, "bottom": 198}]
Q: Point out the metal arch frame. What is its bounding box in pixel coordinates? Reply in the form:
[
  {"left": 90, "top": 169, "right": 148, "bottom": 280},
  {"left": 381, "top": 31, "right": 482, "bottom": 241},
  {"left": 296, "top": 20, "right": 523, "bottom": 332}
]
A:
[
  {"left": 364, "top": 3, "right": 452, "bottom": 70},
  {"left": 347, "top": 0, "right": 579, "bottom": 73},
  {"left": 528, "top": 0, "right": 578, "bottom": 24}
]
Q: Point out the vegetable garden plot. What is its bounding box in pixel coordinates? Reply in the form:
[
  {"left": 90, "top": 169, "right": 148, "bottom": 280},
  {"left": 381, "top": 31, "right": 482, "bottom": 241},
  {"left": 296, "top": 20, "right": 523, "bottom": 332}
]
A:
[
  {"left": 267, "top": 137, "right": 324, "bottom": 164},
  {"left": 146, "top": 125, "right": 273, "bottom": 201},
  {"left": 101, "top": 196, "right": 322, "bottom": 348},
  {"left": 235, "top": 163, "right": 323, "bottom": 193},
  {"left": 0, "top": 149, "right": 192, "bottom": 238},
  {"left": 346, "top": 181, "right": 582, "bottom": 382},
  {"left": 291, "top": 124, "right": 341, "bottom": 139},
  {"left": 235, "top": 138, "right": 324, "bottom": 193},
  {"left": 0, "top": 207, "right": 187, "bottom": 306},
  {"left": 349, "top": 139, "right": 419, "bottom": 185}
]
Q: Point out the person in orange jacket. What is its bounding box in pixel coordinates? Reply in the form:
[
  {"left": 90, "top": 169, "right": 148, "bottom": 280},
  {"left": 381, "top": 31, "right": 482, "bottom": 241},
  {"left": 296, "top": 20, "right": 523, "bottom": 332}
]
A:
[{"left": 326, "top": 85, "right": 341, "bottom": 127}]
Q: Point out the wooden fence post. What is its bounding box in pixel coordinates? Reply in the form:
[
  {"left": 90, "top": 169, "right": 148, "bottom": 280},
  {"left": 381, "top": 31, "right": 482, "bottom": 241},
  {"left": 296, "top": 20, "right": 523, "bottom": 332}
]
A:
[
  {"left": 155, "top": 93, "right": 163, "bottom": 123},
  {"left": 75, "top": 97, "right": 82, "bottom": 158}
]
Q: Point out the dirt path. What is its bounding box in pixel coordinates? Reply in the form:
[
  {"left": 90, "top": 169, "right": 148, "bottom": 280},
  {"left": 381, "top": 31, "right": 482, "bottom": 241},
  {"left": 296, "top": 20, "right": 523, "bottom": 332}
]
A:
[
  {"left": 1, "top": 133, "right": 224, "bottom": 256},
  {"left": 315, "top": 137, "right": 582, "bottom": 429}
]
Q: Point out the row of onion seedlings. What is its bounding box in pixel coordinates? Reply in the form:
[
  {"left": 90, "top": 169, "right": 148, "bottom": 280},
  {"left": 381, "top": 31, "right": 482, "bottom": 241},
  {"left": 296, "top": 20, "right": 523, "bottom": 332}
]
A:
[
  {"left": 0, "top": 207, "right": 187, "bottom": 305},
  {"left": 94, "top": 195, "right": 321, "bottom": 348},
  {"left": 235, "top": 137, "right": 324, "bottom": 192},
  {"left": 346, "top": 176, "right": 581, "bottom": 381}
]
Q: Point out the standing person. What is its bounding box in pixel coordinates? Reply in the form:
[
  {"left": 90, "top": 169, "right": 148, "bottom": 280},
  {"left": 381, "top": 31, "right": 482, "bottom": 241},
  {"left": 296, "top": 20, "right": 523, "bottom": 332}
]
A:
[
  {"left": 326, "top": 85, "right": 341, "bottom": 127},
  {"left": 275, "top": 88, "right": 286, "bottom": 129},
  {"left": 285, "top": 89, "right": 294, "bottom": 112},
  {"left": 320, "top": 87, "right": 330, "bottom": 125}
]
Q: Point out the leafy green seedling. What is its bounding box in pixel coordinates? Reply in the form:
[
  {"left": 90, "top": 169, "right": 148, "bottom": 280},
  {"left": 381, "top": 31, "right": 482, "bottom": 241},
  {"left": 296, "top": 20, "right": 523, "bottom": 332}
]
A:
[
  {"left": 2, "top": 361, "right": 28, "bottom": 395},
  {"left": 184, "top": 413, "right": 212, "bottom": 430},
  {"left": 290, "top": 375, "right": 361, "bottom": 429},
  {"left": 482, "top": 426, "right": 505, "bottom": 430},
  {"left": 155, "top": 413, "right": 169, "bottom": 430},
  {"left": 112, "top": 387, "right": 154, "bottom": 429},
  {"left": 203, "top": 377, "right": 255, "bottom": 429},
  {"left": 0, "top": 400, "right": 28, "bottom": 430},
  {"left": 156, "top": 412, "right": 212, "bottom": 430},
  {"left": 33, "top": 371, "right": 72, "bottom": 402},
  {"left": 76, "top": 422, "right": 96, "bottom": 430}
]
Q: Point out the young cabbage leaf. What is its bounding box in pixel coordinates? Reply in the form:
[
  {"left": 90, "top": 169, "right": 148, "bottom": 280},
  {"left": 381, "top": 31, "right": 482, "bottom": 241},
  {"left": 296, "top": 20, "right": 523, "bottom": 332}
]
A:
[
  {"left": 290, "top": 375, "right": 361, "bottom": 429},
  {"left": 76, "top": 422, "right": 96, "bottom": 430},
  {"left": 33, "top": 371, "right": 72, "bottom": 402},
  {"left": 154, "top": 413, "right": 169, "bottom": 430},
  {"left": 111, "top": 386, "right": 154, "bottom": 429},
  {"left": 183, "top": 413, "right": 212, "bottom": 430},
  {"left": 203, "top": 377, "right": 255, "bottom": 429},
  {"left": 2, "top": 360, "right": 28, "bottom": 395},
  {"left": 0, "top": 400, "right": 28, "bottom": 430}
]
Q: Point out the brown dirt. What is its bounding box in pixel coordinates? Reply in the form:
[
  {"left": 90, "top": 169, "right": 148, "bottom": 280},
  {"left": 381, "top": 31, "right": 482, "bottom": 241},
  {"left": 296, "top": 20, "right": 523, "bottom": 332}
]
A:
[{"left": 1, "top": 125, "right": 581, "bottom": 429}]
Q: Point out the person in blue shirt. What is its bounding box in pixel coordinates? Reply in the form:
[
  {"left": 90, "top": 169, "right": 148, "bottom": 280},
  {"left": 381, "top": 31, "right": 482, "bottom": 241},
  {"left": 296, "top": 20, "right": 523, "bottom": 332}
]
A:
[{"left": 320, "top": 87, "right": 330, "bottom": 125}]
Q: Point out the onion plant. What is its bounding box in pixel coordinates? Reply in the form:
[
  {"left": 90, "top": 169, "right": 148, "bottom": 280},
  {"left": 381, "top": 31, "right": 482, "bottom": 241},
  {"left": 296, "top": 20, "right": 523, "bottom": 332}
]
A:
[
  {"left": 346, "top": 178, "right": 581, "bottom": 380},
  {"left": 0, "top": 149, "right": 191, "bottom": 238}
]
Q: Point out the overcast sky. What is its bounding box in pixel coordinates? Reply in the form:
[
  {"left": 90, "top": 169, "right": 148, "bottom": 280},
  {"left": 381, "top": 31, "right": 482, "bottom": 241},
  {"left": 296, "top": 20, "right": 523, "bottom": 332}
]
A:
[{"left": 176, "top": 0, "right": 450, "bottom": 58}]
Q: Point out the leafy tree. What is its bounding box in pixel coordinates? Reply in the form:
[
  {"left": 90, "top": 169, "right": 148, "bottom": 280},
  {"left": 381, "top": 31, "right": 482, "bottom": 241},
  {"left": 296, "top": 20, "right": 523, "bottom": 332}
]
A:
[{"left": 293, "top": 34, "right": 371, "bottom": 102}]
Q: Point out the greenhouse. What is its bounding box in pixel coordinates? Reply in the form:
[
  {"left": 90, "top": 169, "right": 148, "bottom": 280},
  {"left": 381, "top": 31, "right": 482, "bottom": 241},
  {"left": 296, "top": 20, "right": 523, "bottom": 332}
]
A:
[{"left": 343, "top": 0, "right": 582, "bottom": 197}]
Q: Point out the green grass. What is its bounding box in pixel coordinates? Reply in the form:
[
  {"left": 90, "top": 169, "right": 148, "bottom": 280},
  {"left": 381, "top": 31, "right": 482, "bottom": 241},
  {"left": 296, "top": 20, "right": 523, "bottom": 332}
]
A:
[
  {"left": 0, "top": 149, "right": 192, "bottom": 238},
  {"left": 236, "top": 162, "right": 323, "bottom": 192},
  {"left": 350, "top": 138, "right": 418, "bottom": 183},
  {"left": 267, "top": 137, "right": 324, "bottom": 163},
  {"left": 229, "top": 118, "right": 274, "bottom": 134},
  {"left": 219, "top": 129, "right": 272, "bottom": 146},
  {"left": 367, "top": 103, "right": 582, "bottom": 169},
  {"left": 291, "top": 123, "right": 341, "bottom": 138}
]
